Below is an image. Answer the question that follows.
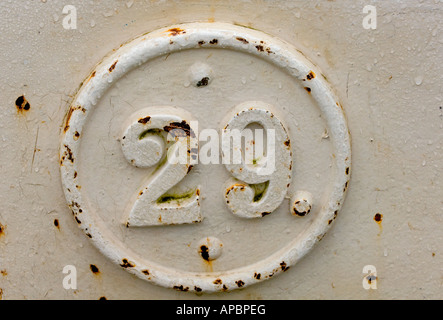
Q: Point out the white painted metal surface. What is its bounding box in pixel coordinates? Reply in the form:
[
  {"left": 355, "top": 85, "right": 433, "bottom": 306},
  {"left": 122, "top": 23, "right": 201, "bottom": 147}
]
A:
[{"left": 0, "top": 0, "right": 441, "bottom": 299}]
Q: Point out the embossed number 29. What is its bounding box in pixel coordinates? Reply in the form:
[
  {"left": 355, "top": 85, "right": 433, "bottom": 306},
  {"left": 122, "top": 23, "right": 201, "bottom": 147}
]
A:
[{"left": 120, "top": 102, "right": 292, "bottom": 227}]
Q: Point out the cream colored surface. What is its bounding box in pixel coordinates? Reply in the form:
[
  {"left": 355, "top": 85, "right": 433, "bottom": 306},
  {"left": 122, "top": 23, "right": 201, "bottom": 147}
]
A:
[{"left": 0, "top": 0, "right": 441, "bottom": 299}]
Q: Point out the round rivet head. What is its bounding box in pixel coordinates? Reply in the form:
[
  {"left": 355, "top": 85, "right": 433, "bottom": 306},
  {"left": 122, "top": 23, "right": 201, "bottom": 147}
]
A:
[
  {"left": 291, "top": 191, "right": 313, "bottom": 217},
  {"left": 188, "top": 62, "right": 213, "bottom": 88},
  {"left": 198, "top": 237, "right": 223, "bottom": 261}
]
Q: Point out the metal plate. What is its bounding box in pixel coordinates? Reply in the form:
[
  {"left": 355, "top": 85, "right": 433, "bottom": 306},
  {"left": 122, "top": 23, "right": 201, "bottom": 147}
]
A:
[
  {"left": 1, "top": 0, "right": 441, "bottom": 300},
  {"left": 60, "top": 22, "right": 350, "bottom": 292}
]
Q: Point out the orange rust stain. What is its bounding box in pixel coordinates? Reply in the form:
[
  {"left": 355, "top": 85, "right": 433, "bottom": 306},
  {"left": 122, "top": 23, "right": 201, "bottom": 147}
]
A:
[
  {"left": 236, "top": 37, "right": 249, "bottom": 44},
  {"left": 307, "top": 71, "right": 316, "bottom": 80},
  {"left": 374, "top": 213, "right": 383, "bottom": 224},
  {"left": 64, "top": 107, "right": 75, "bottom": 132},
  {"left": 86, "top": 71, "right": 96, "bottom": 84},
  {"left": 90, "top": 264, "right": 100, "bottom": 275},
  {"left": 167, "top": 28, "right": 186, "bottom": 36},
  {"left": 374, "top": 213, "right": 383, "bottom": 234},
  {"left": 64, "top": 105, "right": 86, "bottom": 133},
  {"left": 138, "top": 116, "right": 151, "bottom": 124},
  {"left": 0, "top": 270, "right": 7, "bottom": 277},
  {"left": 0, "top": 223, "right": 5, "bottom": 238},
  {"left": 16, "top": 95, "right": 30, "bottom": 113},
  {"left": 109, "top": 60, "right": 118, "bottom": 72},
  {"left": 120, "top": 259, "right": 135, "bottom": 268}
]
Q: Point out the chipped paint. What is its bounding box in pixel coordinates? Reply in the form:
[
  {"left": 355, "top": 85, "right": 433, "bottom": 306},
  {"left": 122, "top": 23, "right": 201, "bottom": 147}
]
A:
[{"left": 60, "top": 22, "right": 351, "bottom": 293}]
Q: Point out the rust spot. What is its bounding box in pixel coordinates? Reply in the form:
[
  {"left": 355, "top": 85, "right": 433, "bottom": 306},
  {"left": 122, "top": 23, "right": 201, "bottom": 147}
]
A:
[
  {"left": 213, "top": 279, "right": 222, "bottom": 285},
  {"left": 261, "top": 212, "right": 271, "bottom": 217},
  {"left": 367, "top": 275, "right": 378, "bottom": 285},
  {"left": 265, "top": 47, "right": 274, "bottom": 54},
  {"left": 194, "top": 286, "right": 202, "bottom": 292},
  {"left": 236, "top": 37, "right": 249, "bottom": 44},
  {"left": 90, "top": 264, "right": 100, "bottom": 275},
  {"left": 99, "top": 296, "right": 107, "bottom": 300},
  {"left": 328, "top": 210, "right": 339, "bottom": 225},
  {"left": 293, "top": 202, "right": 310, "bottom": 217},
  {"left": 74, "top": 216, "right": 82, "bottom": 225},
  {"left": 280, "top": 262, "right": 290, "bottom": 272},
  {"left": 0, "top": 223, "right": 5, "bottom": 237},
  {"left": 109, "top": 60, "right": 118, "bottom": 72},
  {"left": 91, "top": 71, "right": 96, "bottom": 78},
  {"left": 142, "top": 269, "right": 150, "bottom": 275},
  {"left": 255, "top": 45, "right": 264, "bottom": 52},
  {"left": 346, "top": 167, "right": 350, "bottom": 175},
  {"left": 168, "top": 28, "right": 186, "bottom": 36},
  {"left": 120, "top": 259, "right": 135, "bottom": 268},
  {"left": 284, "top": 140, "right": 291, "bottom": 147},
  {"left": 235, "top": 280, "right": 245, "bottom": 288},
  {"left": 64, "top": 108, "right": 74, "bottom": 132},
  {"left": 307, "top": 71, "right": 316, "bottom": 80},
  {"left": 200, "top": 245, "right": 210, "bottom": 261},
  {"left": 209, "top": 39, "right": 218, "bottom": 45},
  {"left": 222, "top": 285, "right": 228, "bottom": 291},
  {"left": 15, "top": 95, "right": 30, "bottom": 113},
  {"left": 74, "top": 131, "right": 80, "bottom": 141},
  {"left": 0, "top": 270, "right": 7, "bottom": 277},
  {"left": 254, "top": 273, "right": 261, "bottom": 280},
  {"left": 74, "top": 171, "right": 78, "bottom": 179},
  {"left": 63, "top": 105, "right": 85, "bottom": 133},
  {"left": 196, "top": 189, "right": 200, "bottom": 196},
  {"left": 374, "top": 213, "right": 383, "bottom": 224},
  {"left": 173, "top": 285, "right": 189, "bottom": 292},
  {"left": 86, "top": 233, "right": 92, "bottom": 238},
  {"left": 139, "top": 191, "right": 144, "bottom": 196},
  {"left": 305, "top": 87, "right": 312, "bottom": 94},
  {"left": 196, "top": 77, "right": 210, "bottom": 87},
  {"left": 138, "top": 116, "right": 151, "bottom": 124},
  {"left": 54, "top": 219, "right": 60, "bottom": 229},
  {"left": 198, "top": 40, "right": 205, "bottom": 45},
  {"left": 164, "top": 121, "right": 195, "bottom": 138}
]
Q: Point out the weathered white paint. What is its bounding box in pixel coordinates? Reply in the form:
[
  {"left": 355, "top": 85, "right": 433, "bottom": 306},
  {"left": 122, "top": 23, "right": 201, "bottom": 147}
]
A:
[
  {"left": 121, "top": 107, "right": 201, "bottom": 227},
  {"left": 222, "top": 102, "right": 293, "bottom": 219},
  {"left": 59, "top": 22, "right": 350, "bottom": 293},
  {"left": 0, "top": 0, "right": 441, "bottom": 300}
]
